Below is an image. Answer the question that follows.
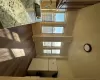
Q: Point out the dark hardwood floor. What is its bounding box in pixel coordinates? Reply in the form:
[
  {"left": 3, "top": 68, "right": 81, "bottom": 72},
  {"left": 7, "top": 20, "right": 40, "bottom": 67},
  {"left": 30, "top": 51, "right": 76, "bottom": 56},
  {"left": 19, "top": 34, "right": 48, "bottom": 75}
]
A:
[{"left": 0, "top": 24, "right": 36, "bottom": 76}]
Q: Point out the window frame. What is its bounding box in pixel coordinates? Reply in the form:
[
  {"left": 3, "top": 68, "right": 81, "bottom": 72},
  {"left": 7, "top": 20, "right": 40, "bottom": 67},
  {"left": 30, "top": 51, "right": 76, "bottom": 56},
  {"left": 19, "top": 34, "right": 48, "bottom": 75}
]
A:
[
  {"left": 41, "top": 12, "right": 65, "bottom": 22},
  {"left": 42, "top": 26, "right": 64, "bottom": 34},
  {"left": 43, "top": 42, "right": 62, "bottom": 47},
  {"left": 43, "top": 49, "right": 60, "bottom": 54},
  {"left": 43, "top": 49, "right": 52, "bottom": 54}
]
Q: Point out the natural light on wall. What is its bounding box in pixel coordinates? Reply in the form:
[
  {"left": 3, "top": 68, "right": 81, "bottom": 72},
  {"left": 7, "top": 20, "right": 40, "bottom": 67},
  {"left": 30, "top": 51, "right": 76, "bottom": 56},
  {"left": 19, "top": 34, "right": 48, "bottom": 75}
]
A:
[
  {"left": 0, "top": 29, "right": 6, "bottom": 37},
  {"left": 11, "top": 49, "right": 25, "bottom": 57},
  {"left": 42, "top": 26, "right": 64, "bottom": 33},
  {"left": 12, "top": 32, "right": 21, "bottom": 42},
  {"left": 4, "top": 28, "right": 13, "bottom": 40},
  {"left": 0, "top": 48, "right": 12, "bottom": 62},
  {"left": 0, "top": 48, "right": 26, "bottom": 62}
]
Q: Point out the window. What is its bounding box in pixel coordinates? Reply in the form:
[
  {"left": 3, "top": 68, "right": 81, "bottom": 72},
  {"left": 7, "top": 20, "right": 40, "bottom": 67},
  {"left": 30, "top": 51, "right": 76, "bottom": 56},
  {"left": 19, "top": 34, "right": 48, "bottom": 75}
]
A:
[
  {"left": 42, "top": 12, "right": 65, "bottom": 22},
  {"left": 42, "top": 26, "right": 64, "bottom": 33},
  {"left": 43, "top": 42, "right": 61, "bottom": 47},
  {"left": 52, "top": 42, "right": 61, "bottom": 47},
  {"left": 55, "top": 13, "right": 65, "bottom": 22},
  {"left": 42, "top": 12, "right": 55, "bottom": 22},
  {"left": 52, "top": 49, "right": 60, "bottom": 54},
  {"left": 43, "top": 49, "right": 51, "bottom": 54},
  {"left": 42, "top": 27, "right": 52, "bottom": 33},
  {"left": 43, "top": 42, "right": 51, "bottom": 47},
  {"left": 53, "top": 27, "right": 63, "bottom": 33},
  {"left": 43, "top": 49, "right": 60, "bottom": 54}
]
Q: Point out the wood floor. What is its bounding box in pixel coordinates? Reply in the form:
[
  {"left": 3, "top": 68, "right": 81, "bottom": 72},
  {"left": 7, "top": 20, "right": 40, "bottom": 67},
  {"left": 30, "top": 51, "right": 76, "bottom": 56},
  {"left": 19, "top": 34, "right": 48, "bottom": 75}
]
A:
[{"left": 0, "top": 24, "right": 36, "bottom": 76}]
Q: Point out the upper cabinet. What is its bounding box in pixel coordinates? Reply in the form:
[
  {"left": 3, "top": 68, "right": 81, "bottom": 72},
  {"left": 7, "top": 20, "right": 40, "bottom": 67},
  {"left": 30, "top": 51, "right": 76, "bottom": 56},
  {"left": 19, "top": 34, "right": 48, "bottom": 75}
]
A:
[{"left": 56, "top": 0, "right": 100, "bottom": 9}]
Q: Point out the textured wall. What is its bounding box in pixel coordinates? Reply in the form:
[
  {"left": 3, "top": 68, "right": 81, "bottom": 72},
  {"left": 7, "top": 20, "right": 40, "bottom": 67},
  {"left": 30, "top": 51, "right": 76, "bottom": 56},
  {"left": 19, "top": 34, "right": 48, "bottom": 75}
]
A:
[
  {"left": 65, "top": 10, "right": 78, "bottom": 36},
  {"left": 0, "top": 0, "right": 32, "bottom": 28},
  {"left": 68, "top": 3, "right": 100, "bottom": 78}
]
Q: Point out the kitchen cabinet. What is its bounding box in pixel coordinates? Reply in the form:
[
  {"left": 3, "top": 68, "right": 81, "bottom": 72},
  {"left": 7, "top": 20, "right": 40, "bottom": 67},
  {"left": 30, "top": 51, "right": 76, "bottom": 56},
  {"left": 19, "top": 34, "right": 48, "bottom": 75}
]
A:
[
  {"left": 27, "top": 58, "right": 58, "bottom": 77},
  {"left": 49, "top": 59, "right": 57, "bottom": 71}
]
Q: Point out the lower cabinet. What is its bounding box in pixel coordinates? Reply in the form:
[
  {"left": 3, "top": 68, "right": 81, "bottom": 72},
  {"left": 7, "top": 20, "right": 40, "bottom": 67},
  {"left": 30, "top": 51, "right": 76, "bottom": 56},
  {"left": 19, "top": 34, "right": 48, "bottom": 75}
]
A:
[{"left": 27, "top": 58, "right": 58, "bottom": 77}]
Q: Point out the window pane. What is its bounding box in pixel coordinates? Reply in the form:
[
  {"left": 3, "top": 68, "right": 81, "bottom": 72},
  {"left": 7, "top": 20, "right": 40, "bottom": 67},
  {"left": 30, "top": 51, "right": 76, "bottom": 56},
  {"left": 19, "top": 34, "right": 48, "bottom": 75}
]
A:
[
  {"left": 52, "top": 49, "right": 60, "bottom": 54},
  {"left": 42, "top": 27, "right": 52, "bottom": 33},
  {"left": 42, "top": 13, "right": 54, "bottom": 22},
  {"left": 52, "top": 42, "right": 61, "bottom": 47},
  {"left": 43, "top": 49, "right": 51, "bottom": 54},
  {"left": 56, "top": 9, "right": 66, "bottom": 11},
  {"left": 43, "top": 42, "right": 51, "bottom": 47},
  {"left": 53, "top": 27, "right": 64, "bottom": 33},
  {"left": 55, "top": 13, "right": 65, "bottom": 22}
]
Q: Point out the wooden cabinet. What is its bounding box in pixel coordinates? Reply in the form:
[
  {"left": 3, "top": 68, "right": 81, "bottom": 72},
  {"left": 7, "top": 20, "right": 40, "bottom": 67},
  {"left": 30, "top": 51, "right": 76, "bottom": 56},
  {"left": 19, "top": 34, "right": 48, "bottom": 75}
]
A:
[{"left": 28, "top": 58, "right": 48, "bottom": 76}]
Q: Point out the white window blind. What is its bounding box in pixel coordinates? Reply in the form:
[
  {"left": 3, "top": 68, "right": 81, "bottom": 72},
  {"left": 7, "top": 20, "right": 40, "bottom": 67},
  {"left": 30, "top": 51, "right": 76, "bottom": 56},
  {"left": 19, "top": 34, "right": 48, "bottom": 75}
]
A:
[
  {"left": 52, "top": 49, "right": 60, "bottom": 54},
  {"left": 44, "top": 49, "right": 51, "bottom": 54},
  {"left": 42, "top": 12, "right": 55, "bottom": 22},
  {"left": 42, "top": 27, "right": 52, "bottom": 33},
  {"left": 43, "top": 42, "right": 52, "bottom": 47},
  {"left": 42, "top": 26, "right": 64, "bottom": 33},
  {"left": 52, "top": 42, "right": 61, "bottom": 47}
]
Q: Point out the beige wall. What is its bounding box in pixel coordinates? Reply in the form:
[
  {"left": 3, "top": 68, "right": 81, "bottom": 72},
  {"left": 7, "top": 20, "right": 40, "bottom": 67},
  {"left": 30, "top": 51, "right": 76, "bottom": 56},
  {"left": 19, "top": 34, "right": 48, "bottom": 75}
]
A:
[
  {"left": 65, "top": 10, "right": 78, "bottom": 36},
  {"left": 56, "top": 59, "right": 73, "bottom": 78},
  {"left": 68, "top": 3, "right": 100, "bottom": 78}
]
